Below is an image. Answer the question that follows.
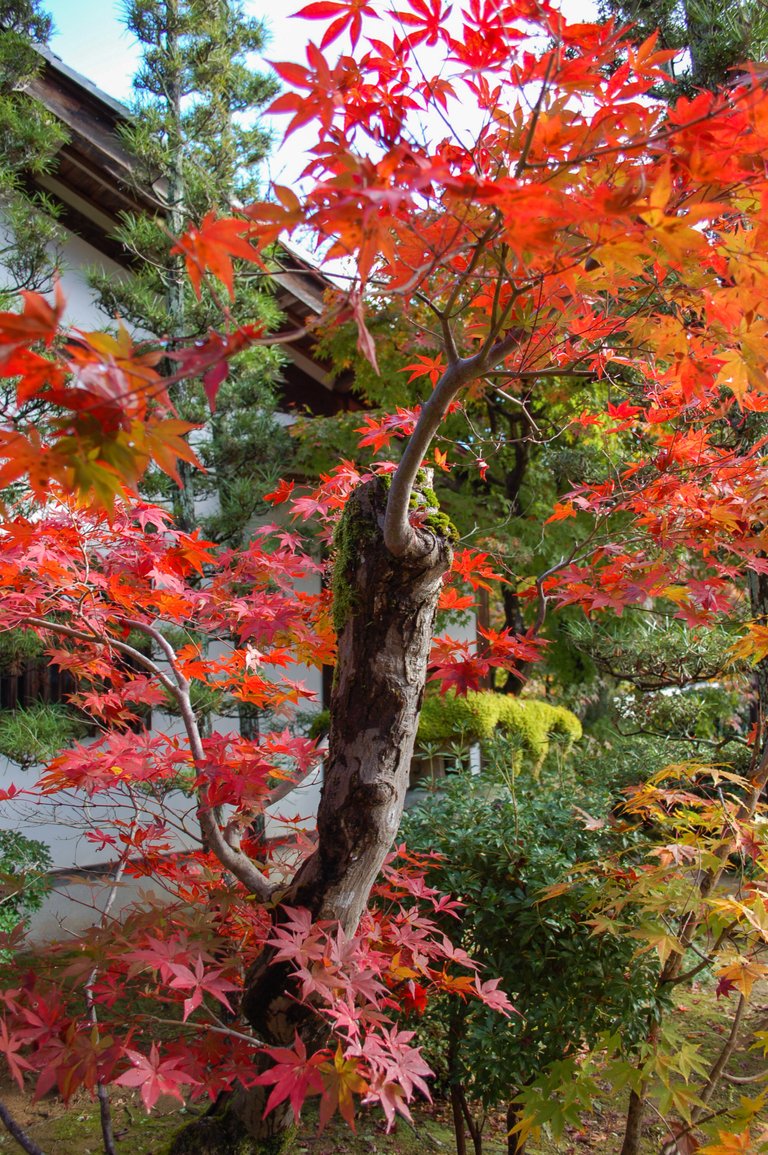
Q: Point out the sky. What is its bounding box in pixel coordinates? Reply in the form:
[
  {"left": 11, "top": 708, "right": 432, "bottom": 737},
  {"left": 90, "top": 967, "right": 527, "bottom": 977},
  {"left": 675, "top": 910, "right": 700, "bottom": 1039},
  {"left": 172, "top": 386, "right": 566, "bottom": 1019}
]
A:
[
  {"left": 46, "top": 1, "right": 300, "bottom": 104},
  {"left": 45, "top": 1, "right": 338, "bottom": 184},
  {"left": 46, "top": 0, "right": 599, "bottom": 102},
  {"left": 44, "top": 0, "right": 597, "bottom": 186}
]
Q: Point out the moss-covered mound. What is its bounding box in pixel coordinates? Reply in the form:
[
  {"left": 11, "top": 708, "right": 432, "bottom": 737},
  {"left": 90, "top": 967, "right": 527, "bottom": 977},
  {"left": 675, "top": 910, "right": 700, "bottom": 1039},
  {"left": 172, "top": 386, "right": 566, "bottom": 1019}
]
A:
[{"left": 417, "top": 691, "right": 582, "bottom": 772}]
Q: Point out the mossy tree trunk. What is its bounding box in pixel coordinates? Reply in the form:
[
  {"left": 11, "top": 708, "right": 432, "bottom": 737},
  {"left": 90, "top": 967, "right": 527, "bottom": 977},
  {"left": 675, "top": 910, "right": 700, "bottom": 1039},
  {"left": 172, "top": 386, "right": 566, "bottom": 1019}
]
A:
[{"left": 169, "top": 476, "right": 453, "bottom": 1153}]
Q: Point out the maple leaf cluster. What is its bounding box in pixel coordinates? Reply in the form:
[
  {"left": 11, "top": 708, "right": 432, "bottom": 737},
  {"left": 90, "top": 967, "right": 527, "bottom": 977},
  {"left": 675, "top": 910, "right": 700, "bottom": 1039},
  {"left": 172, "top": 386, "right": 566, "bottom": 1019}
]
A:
[
  {"left": 0, "top": 849, "right": 511, "bottom": 1127},
  {"left": 3, "top": 0, "right": 768, "bottom": 1143},
  {"left": 0, "top": 479, "right": 517, "bottom": 1124},
  {"left": 429, "top": 627, "right": 546, "bottom": 695}
]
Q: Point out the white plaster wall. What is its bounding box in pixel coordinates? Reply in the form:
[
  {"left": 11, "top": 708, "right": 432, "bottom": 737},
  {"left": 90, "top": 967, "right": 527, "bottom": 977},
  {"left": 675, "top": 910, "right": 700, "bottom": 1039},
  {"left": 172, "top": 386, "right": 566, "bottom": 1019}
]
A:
[
  {"left": 55, "top": 233, "right": 130, "bottom": 330},
  {"left": 0, "top": 756, "right": 201, "bottom": 872},
  {"left": 0, "top": 216, "right": 129, "bottom": 329}
]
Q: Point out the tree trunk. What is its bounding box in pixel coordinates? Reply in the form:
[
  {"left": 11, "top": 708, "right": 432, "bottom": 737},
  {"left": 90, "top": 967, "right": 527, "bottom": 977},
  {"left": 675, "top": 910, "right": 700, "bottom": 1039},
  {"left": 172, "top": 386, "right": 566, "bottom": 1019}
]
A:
[
  {"left": 619, "top": 1089, "right": 645, "bottom": 1155},
  {"left": 506, "top": 1101, "right": 526, "bottom": 1155},
  {"left": 448, "top": 1006, "right": 469, "bottom": 1155},
  {"left": 451, "top": 1085, "right": 469, "bottom": 1155},
  {"left": 166, "top": 1090, "right": 295, "bottom": 1155},
  {"left": 278, "top": 476, "right": 452, "bottom": 928},
  {"left": 170, "top": 476, "right": 453, "bottom": 1152},
  {"left": 749, "top": 569, "right": 768, "bottom": 758}
]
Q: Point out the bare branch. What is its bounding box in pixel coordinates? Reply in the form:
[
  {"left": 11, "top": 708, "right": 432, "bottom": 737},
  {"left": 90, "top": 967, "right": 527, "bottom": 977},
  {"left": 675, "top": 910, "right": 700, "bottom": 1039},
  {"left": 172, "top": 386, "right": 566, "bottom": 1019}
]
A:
[
  {"left": 385, "top": 354, "right": 487, "bottom": 556},
  {"left": 266, "top": 765, "right": 317, "bottom": 808},
  {"left": 20, "top": 617, "right": 275, "bottom": 903},
  {"left": 515, "top": 50, "right": 556, "bottom": 178},
  {"left": 0, "top": 1099, "right": 48, "bottom": 1155},
  {"left": 167, "top": 665, "right": 275, "bottom": 902},
  {"left": 119, "top": 616, "right": 190, "bottom": 694}
]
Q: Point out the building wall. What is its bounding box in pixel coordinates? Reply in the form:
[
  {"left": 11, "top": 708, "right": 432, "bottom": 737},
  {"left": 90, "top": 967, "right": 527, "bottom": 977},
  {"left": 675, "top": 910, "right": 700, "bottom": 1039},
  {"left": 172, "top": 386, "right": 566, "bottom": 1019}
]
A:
[{"left": 0, "top": 216, "right": 128, "bottom": 320}]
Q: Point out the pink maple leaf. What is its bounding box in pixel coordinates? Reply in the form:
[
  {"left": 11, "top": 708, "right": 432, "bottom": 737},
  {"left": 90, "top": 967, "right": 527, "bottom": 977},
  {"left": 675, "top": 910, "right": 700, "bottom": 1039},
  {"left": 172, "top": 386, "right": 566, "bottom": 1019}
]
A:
[
  {"left": 114, "top": 1044, "right": 201, "bottom": 1111},
  {"left": 254, "top": 1033, "right": 326, "bottom": 1122}
]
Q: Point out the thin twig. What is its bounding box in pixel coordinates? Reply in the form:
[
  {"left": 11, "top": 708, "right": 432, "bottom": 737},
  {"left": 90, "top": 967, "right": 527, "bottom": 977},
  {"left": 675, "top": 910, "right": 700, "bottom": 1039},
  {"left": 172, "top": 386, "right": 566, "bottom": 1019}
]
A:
[
  {"left": 694, "top": 993, "right": 747, "bottom": 1116},
  {"left": 21, "top": 617, "right": 177, "bottom": 696},
  {"left": 85, "top": 865, "right": 129, "bottom": 1155},
  {"left": 21, "top": 615, "right": 275, "bottom": 902}
]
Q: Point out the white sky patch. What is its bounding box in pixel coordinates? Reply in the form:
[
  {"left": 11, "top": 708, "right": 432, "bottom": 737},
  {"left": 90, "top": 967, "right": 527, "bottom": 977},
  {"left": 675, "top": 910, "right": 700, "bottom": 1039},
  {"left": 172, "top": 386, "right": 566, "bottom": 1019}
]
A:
[{"left": 46, "top": 0, "right": 600, "bottom": 187}]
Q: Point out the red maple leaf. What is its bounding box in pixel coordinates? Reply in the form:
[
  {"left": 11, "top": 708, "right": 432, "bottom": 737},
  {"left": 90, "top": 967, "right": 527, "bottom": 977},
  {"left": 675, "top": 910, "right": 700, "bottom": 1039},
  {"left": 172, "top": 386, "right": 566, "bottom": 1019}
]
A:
[
  {"left": 255, "top": 1033, "right": 326, "bottom": 1122},
  {"left": 428, "top": 638, "right": 489, "bottom": 696},
  {"left": 167, "top": 956, "right": 240, "bottom": 1022},
  {"left": 451, "top": 549, "right": 506, "bottom": 590},
  {"left": 171, "top": 212, "right": 261, "bottom": 298},
  {"left": 114, "top": 1044, "right": 201, "bottom": 1111},
  {"left": 0, "top": 1018, "right": 33, "bottom": 1089},
  {"left": 294, "top": 0, "right": 380, "bottom": 50}
]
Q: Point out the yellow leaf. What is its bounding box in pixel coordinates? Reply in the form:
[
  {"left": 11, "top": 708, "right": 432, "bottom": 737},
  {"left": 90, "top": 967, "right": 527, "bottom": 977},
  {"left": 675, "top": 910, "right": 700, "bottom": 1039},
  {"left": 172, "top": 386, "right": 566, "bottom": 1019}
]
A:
[
  {"left": 699, "top": 1128, "right": 755, "bottom": 1154},
  {"left": 715, "top": 958, "right": 768, "bottom": 998},
  {"left": 629, "top": 927, "right": 684, "bottom": 965},
  {"left": 730, "top": 624, "right": 768, "bottom": 666}
]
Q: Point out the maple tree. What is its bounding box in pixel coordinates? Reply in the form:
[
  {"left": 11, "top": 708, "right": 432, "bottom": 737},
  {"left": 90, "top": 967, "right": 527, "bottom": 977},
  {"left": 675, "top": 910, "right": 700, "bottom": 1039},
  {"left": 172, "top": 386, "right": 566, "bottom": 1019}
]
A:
[{"left": 2, "top": 1, "right": 768, "bottom": 1153}]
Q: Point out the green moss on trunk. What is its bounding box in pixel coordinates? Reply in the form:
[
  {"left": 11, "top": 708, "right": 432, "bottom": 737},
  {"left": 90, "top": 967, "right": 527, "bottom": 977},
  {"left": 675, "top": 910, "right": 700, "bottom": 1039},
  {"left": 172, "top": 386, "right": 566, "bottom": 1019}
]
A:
[
  {"left": 331, "top": 494, "right": 377, "bottom": 632},
  {"left": 332, "top": 472, "right": 456, "bottom": 632}
]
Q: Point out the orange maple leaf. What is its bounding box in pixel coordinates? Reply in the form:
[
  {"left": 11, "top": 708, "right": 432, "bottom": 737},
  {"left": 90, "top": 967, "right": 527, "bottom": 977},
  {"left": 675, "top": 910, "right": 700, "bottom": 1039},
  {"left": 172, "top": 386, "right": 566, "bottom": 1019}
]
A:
[{"left": 171, "top": 212, "right": 261, "bottom": 299}]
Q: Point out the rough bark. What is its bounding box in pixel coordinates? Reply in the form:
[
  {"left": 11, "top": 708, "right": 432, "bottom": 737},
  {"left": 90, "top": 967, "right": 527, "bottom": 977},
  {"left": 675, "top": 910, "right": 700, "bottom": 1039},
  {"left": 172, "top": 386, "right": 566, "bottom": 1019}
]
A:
[
  {"left": 451, "top": 1086, "right": 469, "bottom": 1155},
  {"left": 285, "top": 475, "right": 452, "bottom": 924},
  {"left": 749, "top": 569, "right": 768, "bottom": 753},
  {"left": 166, "top": 1090, "right": 296, "bottom": 1155},
  {"left": 171, "top": 475, "right": 453, "bottom": 1152},
  {"left": 619, "top": 1089, "right": 645, "bottom": 1155}
]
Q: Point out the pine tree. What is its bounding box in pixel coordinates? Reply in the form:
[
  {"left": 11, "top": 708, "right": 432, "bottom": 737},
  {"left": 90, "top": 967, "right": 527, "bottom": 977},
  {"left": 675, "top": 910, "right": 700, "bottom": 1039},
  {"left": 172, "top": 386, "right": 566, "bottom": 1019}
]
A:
[
  {"left": 89, "top": 0, "right": 286, "bottom": 544},
  {"left": 598, "top": 0, "right": 768, "bottom": 93},
  {"left": 0, "top": 0, "right": 66, "bottom": 300}
]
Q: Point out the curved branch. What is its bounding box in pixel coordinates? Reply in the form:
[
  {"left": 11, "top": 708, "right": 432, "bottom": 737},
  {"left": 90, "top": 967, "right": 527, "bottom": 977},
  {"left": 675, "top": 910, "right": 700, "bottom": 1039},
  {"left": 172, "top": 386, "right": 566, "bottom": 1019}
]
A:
[
  {"left": 385, "top": 367, "right": 466, "bottom": 556},
  {"left": 119, "top": 616, "right": 190, "bottom": 693},
  {"left": 385, "top": 321, "right": 530, "bottom": 557},
  {"left": 0, "top": 1099, "right": 48, "bottom": 1155},
  {"left": 22, "top": 617, "right": 178, "bottom": 695},
  {"left": 153, "top": 640, "right": 276, "bottom": 902},
  {"left": 21, "top": 617, "right": 275, "bottom": 902},
  {"left": 384, "top": 353, "right": 492, "bottom": 556}
]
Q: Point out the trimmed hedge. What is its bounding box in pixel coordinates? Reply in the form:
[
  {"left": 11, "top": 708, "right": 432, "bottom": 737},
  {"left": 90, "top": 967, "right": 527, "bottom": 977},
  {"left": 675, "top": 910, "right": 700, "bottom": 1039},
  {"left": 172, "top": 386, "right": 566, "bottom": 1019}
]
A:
[{"left": 417, "top": 691, "right": 582, "bottom": 772}]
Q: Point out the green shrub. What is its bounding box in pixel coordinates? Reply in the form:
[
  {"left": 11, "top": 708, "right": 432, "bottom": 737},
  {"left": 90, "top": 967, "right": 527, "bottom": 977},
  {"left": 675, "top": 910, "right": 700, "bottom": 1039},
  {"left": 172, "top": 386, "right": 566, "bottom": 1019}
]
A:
[
  {"left": 0, "top": 629, "right": 44, "bottom": 674},
  {"left": 0, "top": 830, "right": 51, "bottom": 934},
  {"left": 416, "top": 691, "right": 582, "bottom": 773},
  {"left": 400, "top": 766, "right": 657, "bottom": 1114},
  {"left": 308, "top": 709, "right": 331, "bottom": 740},
  {"left": 621, "top": 684, "right": 746, "bottom": 746},
  {"left": 0, "top": 703, "right": 85, "bottom": 767}
]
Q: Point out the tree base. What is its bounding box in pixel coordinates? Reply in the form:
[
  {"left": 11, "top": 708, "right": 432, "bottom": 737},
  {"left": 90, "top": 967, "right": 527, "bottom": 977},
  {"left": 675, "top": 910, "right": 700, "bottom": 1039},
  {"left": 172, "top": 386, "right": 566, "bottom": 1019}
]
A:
[{"left": 165, "top": 1099, "right": 296, "bottom": 1155}]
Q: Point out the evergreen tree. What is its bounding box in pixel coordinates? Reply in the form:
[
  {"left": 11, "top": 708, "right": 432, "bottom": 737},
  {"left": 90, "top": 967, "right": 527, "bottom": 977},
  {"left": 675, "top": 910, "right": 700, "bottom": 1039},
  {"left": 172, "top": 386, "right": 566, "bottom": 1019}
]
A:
[
  {"left": 0, "top": 0, "right": 66, "bottom": 299},
  {"left": 89, "top": 0, "right": 287, "bottom": 544},
  {"left": 598, "top": 0, "right": 768, "bottom": 93}
]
